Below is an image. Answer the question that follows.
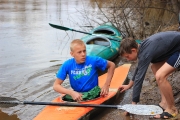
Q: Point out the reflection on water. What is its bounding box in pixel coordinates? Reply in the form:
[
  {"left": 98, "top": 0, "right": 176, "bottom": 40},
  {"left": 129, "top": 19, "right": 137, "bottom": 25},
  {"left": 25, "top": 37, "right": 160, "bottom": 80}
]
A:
[
  {"left": 0, "top": 0, "right": 95, "bottom": 119},
  {"left": 0, "top": 110, "right": 18, "bottom": 120}
]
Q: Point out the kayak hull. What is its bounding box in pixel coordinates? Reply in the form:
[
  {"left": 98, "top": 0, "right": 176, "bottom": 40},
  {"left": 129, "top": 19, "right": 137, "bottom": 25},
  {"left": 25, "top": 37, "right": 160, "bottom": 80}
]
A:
[
  {"left": 34, "top": 64, "right": 131, "bottom": 120},
  {"left": 82, "top": 23, "right": 122, "bottom": 60}
]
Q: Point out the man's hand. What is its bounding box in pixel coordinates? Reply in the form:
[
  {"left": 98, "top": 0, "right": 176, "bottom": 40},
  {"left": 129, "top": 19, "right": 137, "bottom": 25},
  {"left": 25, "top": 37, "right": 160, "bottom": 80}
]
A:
[
  {"left": 119, "top": 85, "right": 130, "bottom": 93},
  {"left": 119, "top": 80, "right": 134, "bottom": 93},
  {"left": 70, "top": 91, "right": 82, "bottom": 102}
]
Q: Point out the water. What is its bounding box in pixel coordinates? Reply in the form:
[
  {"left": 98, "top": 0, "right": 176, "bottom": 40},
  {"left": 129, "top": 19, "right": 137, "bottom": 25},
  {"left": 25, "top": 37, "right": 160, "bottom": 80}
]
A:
[{"left": 0, "top": 0, "right": 97, "bottom": 119}]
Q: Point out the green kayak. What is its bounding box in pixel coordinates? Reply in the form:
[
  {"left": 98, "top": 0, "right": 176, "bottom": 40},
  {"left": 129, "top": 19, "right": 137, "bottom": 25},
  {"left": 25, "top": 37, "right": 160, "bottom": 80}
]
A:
[
  {"left": 48, "top": 22, "right": 123, "bottom": 60},
  {"left": 81, "top": 23, "right": 122, "bottom": 60}
]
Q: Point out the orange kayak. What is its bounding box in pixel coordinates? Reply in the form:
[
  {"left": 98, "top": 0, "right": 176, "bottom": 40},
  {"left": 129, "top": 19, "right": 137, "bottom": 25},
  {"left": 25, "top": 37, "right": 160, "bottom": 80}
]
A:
[{"left": 34, "top": 64, "right": 131, "bottom": 120}]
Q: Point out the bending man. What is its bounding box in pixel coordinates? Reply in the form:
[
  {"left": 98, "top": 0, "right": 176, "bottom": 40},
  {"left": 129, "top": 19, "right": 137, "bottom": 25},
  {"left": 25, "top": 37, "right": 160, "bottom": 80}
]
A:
[{"left": 119, "top": 31, "right": 180, "bottom": 119}]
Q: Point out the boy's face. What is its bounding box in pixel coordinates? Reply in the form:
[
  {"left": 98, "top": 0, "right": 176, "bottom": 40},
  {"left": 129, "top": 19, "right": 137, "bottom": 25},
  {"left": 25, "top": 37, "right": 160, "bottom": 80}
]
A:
[
  {"left": 122, "top": 48, "right": 138, "bottom": 61},
  {"left": 70, "top": 44, "right": 86, "bottom": 63}
]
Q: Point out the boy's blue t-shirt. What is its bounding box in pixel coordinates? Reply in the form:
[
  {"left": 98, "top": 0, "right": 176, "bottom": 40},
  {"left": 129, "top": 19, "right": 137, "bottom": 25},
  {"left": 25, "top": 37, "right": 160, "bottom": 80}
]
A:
[{"left": 56, "top": 56, "right": 107, "bottom": 92}]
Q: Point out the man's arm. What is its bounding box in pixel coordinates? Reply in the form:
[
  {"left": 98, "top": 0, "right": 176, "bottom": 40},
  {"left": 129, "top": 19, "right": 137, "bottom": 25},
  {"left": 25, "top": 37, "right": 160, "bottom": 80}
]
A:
[
  {"left": 127, "top": 80, "right": 134, "bottom": 88},
  {"left": 53, "top": 78, "right": 82, "bottom": 101},
  {"left": 100, "top": 61, "right": 115, "bottom": 96}
]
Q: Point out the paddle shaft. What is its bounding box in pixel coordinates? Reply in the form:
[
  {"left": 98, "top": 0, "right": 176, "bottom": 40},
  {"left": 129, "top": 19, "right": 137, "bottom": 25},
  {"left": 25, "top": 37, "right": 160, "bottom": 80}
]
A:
[
  {"left": 26, "top": 101, "right": 118, "bottom": 108},
  {"left": 65, "top": 28, "right": 92, "bottom": 35},
  {"left": 179, "top": 10, "right": 180, "bottom": 30},
  {"left": 49, "top": 23, "right": 121, "bottom": 42},
  {"left": 0, "top": 99, "right": 163, "bottom": 115},
  {"left": 73, "top": 30, "right": 91, "bottom": 35},
  {"left": 0, "top": 101, "right": 118, "bottom": 108}
]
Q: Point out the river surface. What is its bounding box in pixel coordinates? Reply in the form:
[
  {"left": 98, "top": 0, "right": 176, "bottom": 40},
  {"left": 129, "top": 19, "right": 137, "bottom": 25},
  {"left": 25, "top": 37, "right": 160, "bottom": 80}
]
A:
[{"left": 0, "top": 0, "right": 103, "bottom": 119}]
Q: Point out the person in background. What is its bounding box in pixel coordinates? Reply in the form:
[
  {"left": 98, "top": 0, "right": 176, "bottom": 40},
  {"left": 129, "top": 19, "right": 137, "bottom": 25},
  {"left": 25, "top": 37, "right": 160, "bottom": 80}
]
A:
[
  {"left": 119, "top": 31, "right": 180, "bottom": 119},
  {"left": 53, "top": 39, "right": 115, "bottom": 102}
]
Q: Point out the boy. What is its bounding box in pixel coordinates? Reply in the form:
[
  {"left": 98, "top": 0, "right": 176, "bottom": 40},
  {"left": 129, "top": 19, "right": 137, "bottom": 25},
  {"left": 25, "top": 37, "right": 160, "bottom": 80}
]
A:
[
  {"left": 53, "top": 39, "right": 115, "bottom": 102},
  {"left": 119, "top": 31, "right": 180, "bottom": 119}
]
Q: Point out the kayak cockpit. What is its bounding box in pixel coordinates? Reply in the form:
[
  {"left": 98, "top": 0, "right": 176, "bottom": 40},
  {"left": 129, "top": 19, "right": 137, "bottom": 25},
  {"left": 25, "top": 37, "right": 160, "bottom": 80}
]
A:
[
  {"left": 93, "top": 28, "right": 116, "bottom": 36},
  {"left": 86, "top": 36, "right": 111, "bottom": 47}
]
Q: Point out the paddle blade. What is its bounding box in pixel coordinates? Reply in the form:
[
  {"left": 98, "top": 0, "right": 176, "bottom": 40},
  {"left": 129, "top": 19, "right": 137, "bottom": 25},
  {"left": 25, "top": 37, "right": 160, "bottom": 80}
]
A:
[
  {"left": 0, "top": 97, "right": 19, "bottom": 108},
  {"left": 118, "top": 104, "right": 163, "bottom": 115},
  {"left": 49, "top": 23, "right": 71, "bottom": 31}
]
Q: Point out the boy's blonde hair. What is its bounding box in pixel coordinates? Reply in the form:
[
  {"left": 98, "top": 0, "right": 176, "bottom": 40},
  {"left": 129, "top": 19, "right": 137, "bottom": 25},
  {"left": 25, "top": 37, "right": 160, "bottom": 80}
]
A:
[
  {"left": 119, "top": 37, "right": 138, "bottom": 56},
  {"left": 70, "top": 39, "right": 85, "bottom": 51}
]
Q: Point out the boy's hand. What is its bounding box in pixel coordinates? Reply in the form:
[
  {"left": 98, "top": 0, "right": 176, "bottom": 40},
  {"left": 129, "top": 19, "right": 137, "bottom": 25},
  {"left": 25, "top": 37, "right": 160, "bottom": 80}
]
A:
[
  {"left": 70, "top": 91, "right": 82, "bottom": 102},
  {"left": 100, "top": 84, "right": 109, "bottom": 97}
]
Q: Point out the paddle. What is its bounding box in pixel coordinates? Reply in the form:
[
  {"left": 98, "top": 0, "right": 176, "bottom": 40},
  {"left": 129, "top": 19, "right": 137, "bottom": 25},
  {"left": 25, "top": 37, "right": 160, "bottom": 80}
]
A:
[
  {"left": 0, "top": 97, "right": 163, "bottom": 115},
  {"left": 179, "top": 10, "right": 180, "bottom": 30},
  {"left": 49, "top": 23, "right": 121, "bottom": 42}
]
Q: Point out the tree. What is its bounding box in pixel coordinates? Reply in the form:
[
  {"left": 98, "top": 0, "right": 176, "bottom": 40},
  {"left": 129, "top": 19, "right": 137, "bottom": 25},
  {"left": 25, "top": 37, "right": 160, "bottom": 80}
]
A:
[{"left": 81, "top": 0, "right": 180, "bottom": 39}]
